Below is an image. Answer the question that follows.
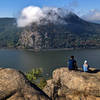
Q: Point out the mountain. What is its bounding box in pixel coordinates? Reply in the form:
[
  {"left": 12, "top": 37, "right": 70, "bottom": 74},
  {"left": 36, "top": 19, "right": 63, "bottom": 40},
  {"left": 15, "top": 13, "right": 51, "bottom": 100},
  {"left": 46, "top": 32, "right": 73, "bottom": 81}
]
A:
[
  {"left": 0, "top": 18, "right": 21, "bottom": 48},
  {"left": 18, "top": 12, "right": 100, "bottom": 50},
  {"left": 1, "top": 13, "right": 100, "bottom": 50}
]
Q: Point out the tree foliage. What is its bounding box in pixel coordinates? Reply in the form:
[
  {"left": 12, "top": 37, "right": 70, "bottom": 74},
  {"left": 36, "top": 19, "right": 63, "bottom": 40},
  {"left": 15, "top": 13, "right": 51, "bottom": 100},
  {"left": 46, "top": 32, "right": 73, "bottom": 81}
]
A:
[{"left": 25, "top": 68, "right": 47, "bottom": 89}]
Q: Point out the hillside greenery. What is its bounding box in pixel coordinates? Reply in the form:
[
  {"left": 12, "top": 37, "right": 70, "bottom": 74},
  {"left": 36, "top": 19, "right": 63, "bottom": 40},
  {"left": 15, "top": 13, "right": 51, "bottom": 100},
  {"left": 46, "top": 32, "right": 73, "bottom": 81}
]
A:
[{"left": 0, "top": 18, "right": 22, "bottom": 48}]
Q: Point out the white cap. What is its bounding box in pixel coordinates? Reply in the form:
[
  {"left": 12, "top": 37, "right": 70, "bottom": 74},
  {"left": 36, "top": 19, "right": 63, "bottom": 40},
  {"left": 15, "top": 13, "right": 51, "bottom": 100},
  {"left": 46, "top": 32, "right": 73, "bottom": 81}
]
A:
[{"left": 84, "top": 60, "right": 88, "bottom": 64}]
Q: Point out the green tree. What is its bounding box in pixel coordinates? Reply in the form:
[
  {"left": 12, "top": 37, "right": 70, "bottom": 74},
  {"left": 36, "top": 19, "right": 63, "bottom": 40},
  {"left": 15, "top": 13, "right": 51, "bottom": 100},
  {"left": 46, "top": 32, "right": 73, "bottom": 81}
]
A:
[{"left": 25, "top": 68, "right": 47, "bottom": 89}]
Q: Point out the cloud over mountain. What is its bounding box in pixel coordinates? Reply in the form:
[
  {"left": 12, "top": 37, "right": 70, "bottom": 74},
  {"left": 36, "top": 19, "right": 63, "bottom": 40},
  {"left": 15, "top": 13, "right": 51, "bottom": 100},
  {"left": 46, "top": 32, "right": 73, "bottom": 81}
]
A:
[{"left": 17, "top": 6, "right": 71, "bottom": 27}]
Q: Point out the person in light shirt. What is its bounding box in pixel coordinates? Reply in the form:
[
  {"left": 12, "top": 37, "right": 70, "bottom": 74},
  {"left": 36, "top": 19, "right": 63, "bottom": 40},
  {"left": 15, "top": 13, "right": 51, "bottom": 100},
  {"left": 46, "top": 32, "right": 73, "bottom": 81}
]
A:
[{"left": 82, "top": 60, "right": 89, "bottom": 72}]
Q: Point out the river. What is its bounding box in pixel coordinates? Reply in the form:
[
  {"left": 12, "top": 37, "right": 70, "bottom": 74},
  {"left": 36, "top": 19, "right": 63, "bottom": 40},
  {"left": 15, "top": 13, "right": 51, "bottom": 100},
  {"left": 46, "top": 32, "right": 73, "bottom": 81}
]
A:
[{"left": 0, "top": 49, "right": 100, "bottom": 77}]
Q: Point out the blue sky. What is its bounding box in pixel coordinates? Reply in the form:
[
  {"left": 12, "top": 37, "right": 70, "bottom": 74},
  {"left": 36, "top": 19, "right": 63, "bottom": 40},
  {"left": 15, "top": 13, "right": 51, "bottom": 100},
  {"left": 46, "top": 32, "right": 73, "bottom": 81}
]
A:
[{"left": 0, "top": 0, "right": 100, "bottom": 18}]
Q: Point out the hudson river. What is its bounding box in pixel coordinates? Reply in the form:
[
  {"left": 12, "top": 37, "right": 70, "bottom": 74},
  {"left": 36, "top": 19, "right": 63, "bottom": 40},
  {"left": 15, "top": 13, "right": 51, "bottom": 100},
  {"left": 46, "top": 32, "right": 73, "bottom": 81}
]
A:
[{"left": 0, "top": 49, "right": 100, "bottom": 77}]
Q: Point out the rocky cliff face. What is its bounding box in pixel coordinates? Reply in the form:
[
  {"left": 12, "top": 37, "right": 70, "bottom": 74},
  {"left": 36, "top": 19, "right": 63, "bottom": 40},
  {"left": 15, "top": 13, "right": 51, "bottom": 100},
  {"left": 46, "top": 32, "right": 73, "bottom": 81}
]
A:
[
  {"left": 0, "top": 68, "right": 50, "bottom": 100},
  {"left": 43, "top": 68, "right": 100, "bottom": 100},
  {"left": 19, "top": 30, "right": 43, "bottom": 50}
]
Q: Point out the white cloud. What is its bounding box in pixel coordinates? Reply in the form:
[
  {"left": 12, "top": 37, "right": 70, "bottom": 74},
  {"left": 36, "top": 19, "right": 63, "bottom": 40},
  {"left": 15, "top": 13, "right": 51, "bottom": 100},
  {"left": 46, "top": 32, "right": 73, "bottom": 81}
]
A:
[
  {"left": 17, "top": 6, "right": 46, "bottom": 27},
  {"left": 82, "top": 9, "right": 100, "bottom": 21}
]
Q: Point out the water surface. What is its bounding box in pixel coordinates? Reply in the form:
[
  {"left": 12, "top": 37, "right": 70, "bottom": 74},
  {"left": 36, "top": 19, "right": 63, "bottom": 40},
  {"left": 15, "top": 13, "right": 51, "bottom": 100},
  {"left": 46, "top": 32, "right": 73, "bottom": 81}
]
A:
[{"left": 0, "top": 49, "right": 100, "bottom": 77}]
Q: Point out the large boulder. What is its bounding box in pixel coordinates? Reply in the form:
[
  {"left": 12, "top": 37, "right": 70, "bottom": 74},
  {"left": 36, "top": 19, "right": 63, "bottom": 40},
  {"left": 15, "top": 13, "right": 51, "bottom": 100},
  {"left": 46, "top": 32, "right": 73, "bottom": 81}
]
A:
[
  {"left": 44, "top": 67, "right": 100, "bottom": 100},
  {"left": 0, "top": 68, "right": 51, "bottom": 100}
]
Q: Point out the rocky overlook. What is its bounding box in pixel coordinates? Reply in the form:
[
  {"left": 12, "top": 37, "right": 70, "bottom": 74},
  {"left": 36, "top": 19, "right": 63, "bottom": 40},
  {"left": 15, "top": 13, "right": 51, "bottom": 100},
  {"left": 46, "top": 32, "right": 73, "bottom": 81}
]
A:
[
  {"left": 0, "top": 67, "right": 100, "bottom": 100},
  {"left": 44, "top": 68, "right": 100, "bottom": 100}
]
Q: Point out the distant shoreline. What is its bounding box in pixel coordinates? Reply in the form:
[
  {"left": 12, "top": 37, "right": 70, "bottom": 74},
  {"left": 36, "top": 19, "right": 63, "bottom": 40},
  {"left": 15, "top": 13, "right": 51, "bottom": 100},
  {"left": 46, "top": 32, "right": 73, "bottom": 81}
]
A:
[
  {"left": 16, "top": 47, "right": 100, "bottom": 52},
  {"left": 0, "top": 47, "right": 99, "bottom": 52}
]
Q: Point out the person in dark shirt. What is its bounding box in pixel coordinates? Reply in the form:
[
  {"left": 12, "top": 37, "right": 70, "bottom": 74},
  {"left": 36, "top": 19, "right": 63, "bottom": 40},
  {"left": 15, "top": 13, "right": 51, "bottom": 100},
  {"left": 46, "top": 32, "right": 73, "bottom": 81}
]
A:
[{"left": 68, "top": 56, "right": 78, "bottom": 70}]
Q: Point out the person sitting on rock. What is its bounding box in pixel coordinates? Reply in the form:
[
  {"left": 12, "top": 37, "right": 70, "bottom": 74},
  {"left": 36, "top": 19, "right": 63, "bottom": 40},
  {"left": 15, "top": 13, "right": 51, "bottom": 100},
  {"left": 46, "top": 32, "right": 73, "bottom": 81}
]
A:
[
  {"left": 68, "top": 56, "right": 78, "bottom": 70},
  {"left": 82, "top": 60, "right": 89, "bottom": 72}
]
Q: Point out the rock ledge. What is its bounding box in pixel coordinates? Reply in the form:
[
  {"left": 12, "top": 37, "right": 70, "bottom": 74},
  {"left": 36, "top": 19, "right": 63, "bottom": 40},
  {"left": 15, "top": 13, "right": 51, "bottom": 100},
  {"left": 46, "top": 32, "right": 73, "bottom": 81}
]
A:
[{"left": 44, "top": 67, "right": 100, "bottom": 100}]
